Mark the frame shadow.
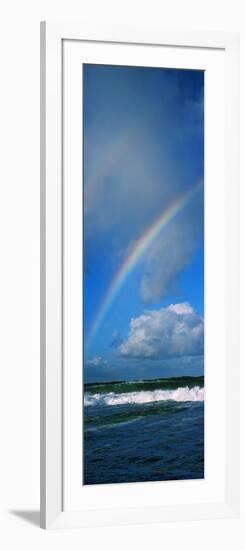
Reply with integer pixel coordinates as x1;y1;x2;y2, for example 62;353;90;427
10;510;40;527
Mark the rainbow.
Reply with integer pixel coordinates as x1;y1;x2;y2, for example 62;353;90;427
87;181;203;349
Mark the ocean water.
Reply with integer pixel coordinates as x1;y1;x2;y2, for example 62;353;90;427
84;376;204;485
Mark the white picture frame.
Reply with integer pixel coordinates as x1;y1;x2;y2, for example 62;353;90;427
40;21;240;529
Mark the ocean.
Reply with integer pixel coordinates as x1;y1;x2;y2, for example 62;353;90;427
84;375;204;485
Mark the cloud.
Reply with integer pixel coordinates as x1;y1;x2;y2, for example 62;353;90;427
140;193;203;303
84;66;204;304
118;302;204;359
86;356;107;367
111;331;123;348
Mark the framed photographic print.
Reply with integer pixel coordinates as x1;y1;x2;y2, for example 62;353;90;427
40;22;240;529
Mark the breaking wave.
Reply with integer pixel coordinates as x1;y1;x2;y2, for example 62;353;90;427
84;386;204;407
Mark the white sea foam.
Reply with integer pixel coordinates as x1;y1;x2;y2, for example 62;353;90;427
86;417;143;431
84;386;204;407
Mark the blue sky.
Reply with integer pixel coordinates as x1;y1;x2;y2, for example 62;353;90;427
83;64;204;382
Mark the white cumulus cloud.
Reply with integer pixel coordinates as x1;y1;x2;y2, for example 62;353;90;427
86;356;107;367
118;302;204;359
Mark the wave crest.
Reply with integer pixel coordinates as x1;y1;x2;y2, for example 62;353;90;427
84;386;204;407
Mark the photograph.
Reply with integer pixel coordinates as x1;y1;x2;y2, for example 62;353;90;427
0;6;240;542
83;63;204;485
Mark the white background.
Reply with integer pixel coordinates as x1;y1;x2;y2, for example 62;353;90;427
0;0;244;548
